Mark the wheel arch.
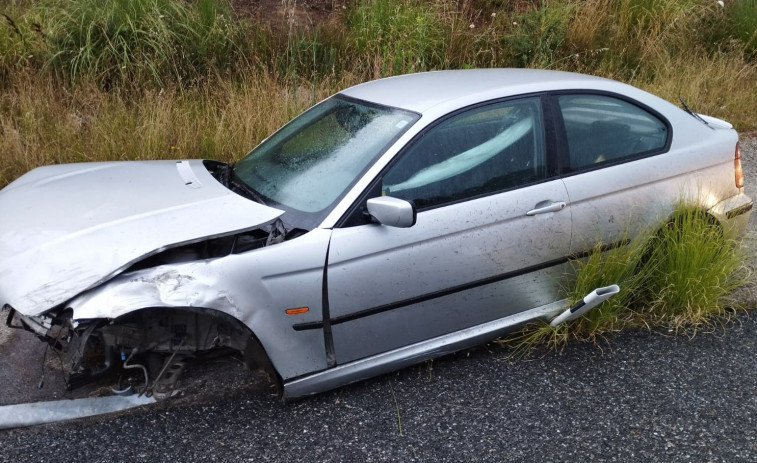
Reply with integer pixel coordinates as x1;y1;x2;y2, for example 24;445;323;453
93;305;282;390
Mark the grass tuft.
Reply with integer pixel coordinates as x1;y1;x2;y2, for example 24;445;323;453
344;0;448;76
640;205;750;328
42;0;246;88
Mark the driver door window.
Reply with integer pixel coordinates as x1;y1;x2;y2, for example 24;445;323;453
382;97;547;209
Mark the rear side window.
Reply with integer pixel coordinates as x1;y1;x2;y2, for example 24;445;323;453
558;94;668;171
382;97;546;210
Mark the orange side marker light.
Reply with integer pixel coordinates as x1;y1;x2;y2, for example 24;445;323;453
735;142;744;188
285;307;309;315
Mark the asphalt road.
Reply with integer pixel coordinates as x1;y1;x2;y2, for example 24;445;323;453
0;139;756;462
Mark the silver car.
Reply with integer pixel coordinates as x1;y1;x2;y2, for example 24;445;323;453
1;69;752;399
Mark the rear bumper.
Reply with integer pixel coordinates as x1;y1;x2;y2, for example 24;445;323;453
708;191;753;238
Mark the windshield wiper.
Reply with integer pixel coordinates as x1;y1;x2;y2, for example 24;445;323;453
213;161;234;187
230;169;268;206
679;96;710;127
207;160;268;206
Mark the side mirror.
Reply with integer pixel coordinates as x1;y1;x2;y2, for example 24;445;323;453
366;197;416;228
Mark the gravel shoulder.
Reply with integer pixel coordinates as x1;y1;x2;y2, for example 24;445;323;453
736;136;757;302
1;138;756;462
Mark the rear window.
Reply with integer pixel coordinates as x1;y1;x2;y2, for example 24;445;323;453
558;94;669;171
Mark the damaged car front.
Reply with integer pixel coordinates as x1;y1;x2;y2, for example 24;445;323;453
0;158;291;395
1;94;420;397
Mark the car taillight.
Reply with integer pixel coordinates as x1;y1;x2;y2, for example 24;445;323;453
735;142;744;188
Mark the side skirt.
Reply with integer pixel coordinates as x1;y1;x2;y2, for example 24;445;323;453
282;299;567;400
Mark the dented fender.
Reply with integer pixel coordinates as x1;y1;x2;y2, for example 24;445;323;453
68;265;243;321
64;228;333;381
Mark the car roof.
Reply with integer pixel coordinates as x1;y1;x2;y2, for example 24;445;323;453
339;69;617;113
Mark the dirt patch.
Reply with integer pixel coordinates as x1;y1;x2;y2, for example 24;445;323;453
229;0;555;31
232;0;347;30
0;310;71;405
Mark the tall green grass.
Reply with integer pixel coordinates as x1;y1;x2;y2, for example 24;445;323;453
0;1;46;82
345;0;448;76
727;0;757;58
641;206;749;327
41;0;245;87
499;1;575;68
2;1;756;100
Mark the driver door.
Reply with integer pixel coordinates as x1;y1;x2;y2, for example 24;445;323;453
327;96;572;364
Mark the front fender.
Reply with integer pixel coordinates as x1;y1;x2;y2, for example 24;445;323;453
68;264;242;321
66;227;333;381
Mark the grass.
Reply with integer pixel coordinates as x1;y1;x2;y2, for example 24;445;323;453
730;0;757;57
500;233;650;356
345;0;449;76
3;1;755;94
500;204;750;355
1;1;755;110
501;1;575;68
0;71;346;187
0;1;46;82
42;0;246;88
640;205;749;327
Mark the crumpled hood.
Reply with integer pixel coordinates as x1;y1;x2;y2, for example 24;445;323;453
0;160;284;315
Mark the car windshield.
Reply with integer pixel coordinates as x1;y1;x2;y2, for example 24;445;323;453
234;96;418;215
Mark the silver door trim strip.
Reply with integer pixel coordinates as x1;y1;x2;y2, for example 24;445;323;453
282;299;566;400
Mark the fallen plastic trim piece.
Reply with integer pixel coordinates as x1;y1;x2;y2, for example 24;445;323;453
0;394;156;429
550;284;620;327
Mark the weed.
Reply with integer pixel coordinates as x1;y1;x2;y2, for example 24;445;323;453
344;0;448;76
640;205;749;328
727;0;757;58
0;3;47;82
42;0;245;88
503;1;574;68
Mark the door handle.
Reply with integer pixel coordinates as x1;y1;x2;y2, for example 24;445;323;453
526;201;567;216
